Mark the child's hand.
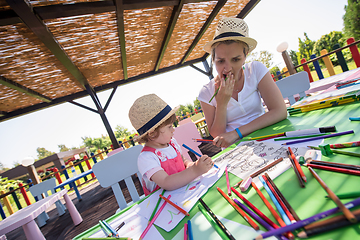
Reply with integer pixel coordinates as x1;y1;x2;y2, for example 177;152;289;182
193;155;213;175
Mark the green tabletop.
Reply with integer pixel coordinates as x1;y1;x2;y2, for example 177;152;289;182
74;102;360;240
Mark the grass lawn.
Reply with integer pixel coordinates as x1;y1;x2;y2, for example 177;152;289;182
310;61;357;81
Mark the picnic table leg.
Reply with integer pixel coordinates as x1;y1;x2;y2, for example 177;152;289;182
72;183;82;201
22;219;45;240
63;193;83;225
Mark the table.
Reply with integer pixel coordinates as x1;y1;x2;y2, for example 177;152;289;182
54;169;93;201
74;101;360;240
0;189;82;240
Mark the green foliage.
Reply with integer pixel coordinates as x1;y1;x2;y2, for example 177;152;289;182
312;31;345;65
297;33;315;66
82;135;110;153
114;125;131;139
270;66;280;78
193;98;201;110
343;0;360;41
36;147;55;160
289;50;299;66
0;176;22;192
58;144;76;152
246;50;274;68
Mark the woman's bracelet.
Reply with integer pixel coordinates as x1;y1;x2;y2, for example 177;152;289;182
235;128;243;139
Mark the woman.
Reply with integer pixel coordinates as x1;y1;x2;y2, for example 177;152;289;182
198;17;287;148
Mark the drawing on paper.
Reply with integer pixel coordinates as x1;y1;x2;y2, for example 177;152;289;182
167;210;181;224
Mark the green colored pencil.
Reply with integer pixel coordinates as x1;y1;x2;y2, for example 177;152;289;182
274;133;328;141
148;189;166;224
198;204;229;240
99;220;112;237
209;75;228;103
308;146;360;157
325;191;360;199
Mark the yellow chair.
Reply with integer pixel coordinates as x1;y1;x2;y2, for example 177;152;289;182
191;113;209;138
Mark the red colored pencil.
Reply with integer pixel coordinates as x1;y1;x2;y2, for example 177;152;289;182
192;138;213;142
256;133;287;142
305;163;360;176
159;194;190;216
216;187;259;230
288;147;307;182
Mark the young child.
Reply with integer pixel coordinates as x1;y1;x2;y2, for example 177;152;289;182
129;94;214;195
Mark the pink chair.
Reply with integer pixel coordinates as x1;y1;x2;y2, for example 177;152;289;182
107;147;124;157
173;122;202;161
178;117;192;125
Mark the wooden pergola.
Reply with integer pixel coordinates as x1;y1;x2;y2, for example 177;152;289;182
0;0;260;148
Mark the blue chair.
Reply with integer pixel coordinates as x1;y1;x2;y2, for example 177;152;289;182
275;71;310;105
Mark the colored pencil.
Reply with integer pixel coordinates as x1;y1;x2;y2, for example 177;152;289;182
281;130;354;145
306;159;360;171
297;208;360;238
183;223;188;240
251;182;295;240
287;150;305;188
115;221;125;232
288;97;357;114
102;220;119;238
233;157;284;188
209;75;228;103
255;133;286;141
247;132;285;140
274;133;328;141
198;204;229;240
216;186;259;230
261;175;296;223
182;143;219;168
305;163;360;176
99;220;112;237
159;194;190;216
225;166;231;196
288;147;307;182
264;173;300;222
308;145;360;157
349;117;360;121
254;197;360;239
307;166;357;223
187;220;193;240
148;189;166;224
231;187;279;229
192;138;213;142
139;195;170;240
199;198;236;240
325;191;360;199
329;140;360;148
258;176;291;225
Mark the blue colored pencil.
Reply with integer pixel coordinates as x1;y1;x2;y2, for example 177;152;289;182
182;144;219;168
187;220;194;240
258;176;291;225
101;220;119;238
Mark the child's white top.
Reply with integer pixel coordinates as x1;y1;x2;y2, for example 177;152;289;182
137;138;182;193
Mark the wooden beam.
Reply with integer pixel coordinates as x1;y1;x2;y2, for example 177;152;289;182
114;0;128;80
5;0;89;90
236;0;261;19
0;75;52;102
180;0;227;64
154;0;184;71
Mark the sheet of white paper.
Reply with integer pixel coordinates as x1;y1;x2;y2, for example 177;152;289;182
212;140;320;188
89;205;164;240
137;160;227;232
172;212;277;240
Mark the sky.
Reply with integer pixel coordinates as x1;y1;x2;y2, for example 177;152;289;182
0;0;348;168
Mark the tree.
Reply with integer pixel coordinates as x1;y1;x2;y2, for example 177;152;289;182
297;33;315;64
36;147;55;160
246;50;274;68
343;0;360;41
193;98;201;110
114;125;131;139
312;31;345;65
58;144;76;152
289;50;299;67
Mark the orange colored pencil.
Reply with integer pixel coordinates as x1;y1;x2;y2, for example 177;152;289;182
216;187;259;230
159;194;190;216
288;147;307;182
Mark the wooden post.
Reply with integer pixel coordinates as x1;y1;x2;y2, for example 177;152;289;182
97;149;104;160
53;167;62;184
283;67;290;77
311;54;324;80
9;187;22;210
0;202;6;219
333;43;349;72
18;182;31;206
301;58;314;82
1;190;14;215
347;37;360;68
320;49;335;76
27;164;41;185
282;51;296;75
84;156;95;178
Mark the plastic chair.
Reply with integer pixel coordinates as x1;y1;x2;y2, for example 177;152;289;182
173;122;202;161
106;147;124;157
178;117;192;125
275;71;310;105
92;145;144;212
28;178;66;227
190;112;204;122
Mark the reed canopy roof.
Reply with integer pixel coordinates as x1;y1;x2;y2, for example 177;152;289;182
0;0;259;122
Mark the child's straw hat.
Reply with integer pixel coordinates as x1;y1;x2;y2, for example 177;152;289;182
129;94;179;140
204;17;257;53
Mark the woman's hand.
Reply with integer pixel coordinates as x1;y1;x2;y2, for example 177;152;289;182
213;130;240;148
214;73;235;106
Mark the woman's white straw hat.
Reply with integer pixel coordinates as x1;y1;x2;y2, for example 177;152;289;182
204;17;257;53
129;94;179;140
